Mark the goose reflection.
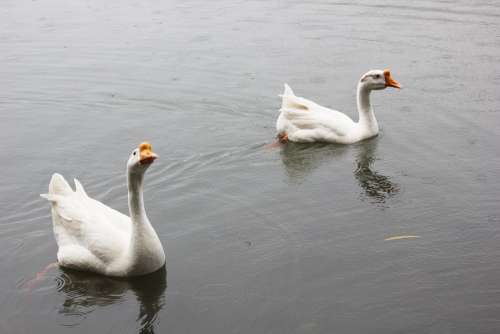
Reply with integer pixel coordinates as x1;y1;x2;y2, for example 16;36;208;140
280;142;349;184
353;138;399;205
279;138;399;204
56;266;166;334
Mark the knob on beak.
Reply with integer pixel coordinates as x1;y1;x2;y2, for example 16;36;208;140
139;142;158;164
384;69;401;89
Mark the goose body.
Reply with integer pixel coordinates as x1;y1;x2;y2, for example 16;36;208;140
277;69;400;144
41;142;165;277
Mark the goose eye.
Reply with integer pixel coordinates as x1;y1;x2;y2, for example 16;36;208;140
374;74;380;79
133;151;137;156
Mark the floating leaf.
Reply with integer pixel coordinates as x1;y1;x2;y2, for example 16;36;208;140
384;235;420;241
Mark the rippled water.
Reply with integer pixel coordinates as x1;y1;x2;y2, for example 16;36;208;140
2;0;500;333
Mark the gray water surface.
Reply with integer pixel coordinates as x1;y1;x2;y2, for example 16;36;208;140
2;0;500;333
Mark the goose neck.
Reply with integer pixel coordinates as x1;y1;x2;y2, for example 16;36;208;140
357;83;372;114
356;83;378;132
128;170;146;224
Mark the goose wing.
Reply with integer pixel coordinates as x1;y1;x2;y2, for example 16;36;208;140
279;84;354;137
41;175;130;263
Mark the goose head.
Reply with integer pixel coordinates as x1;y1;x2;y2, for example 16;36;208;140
127;142;158;175
359;69;401;91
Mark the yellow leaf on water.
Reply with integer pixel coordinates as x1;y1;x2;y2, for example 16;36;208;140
384;235;421;241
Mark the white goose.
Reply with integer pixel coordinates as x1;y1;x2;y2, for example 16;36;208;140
276;69;401;144
41;142;165;277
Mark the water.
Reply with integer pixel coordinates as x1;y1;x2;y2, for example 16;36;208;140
2;0;500;332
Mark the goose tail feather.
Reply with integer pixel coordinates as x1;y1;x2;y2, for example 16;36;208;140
48;173;73;196
280;83;297;110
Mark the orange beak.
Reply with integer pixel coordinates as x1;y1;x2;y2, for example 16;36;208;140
384;69;401;89
139;142;158;164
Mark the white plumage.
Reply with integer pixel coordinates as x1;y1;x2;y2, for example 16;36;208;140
41;142;165;277
277;69;401;144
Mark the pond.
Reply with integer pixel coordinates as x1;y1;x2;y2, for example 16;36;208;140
1;0;500;333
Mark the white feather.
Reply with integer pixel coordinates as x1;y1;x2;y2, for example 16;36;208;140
41;154;165;277
276;69;399;144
